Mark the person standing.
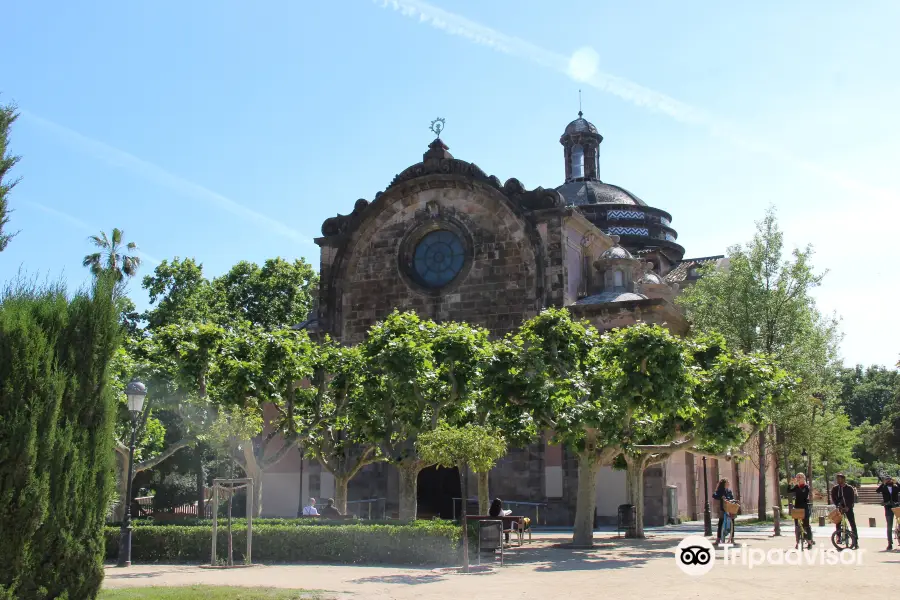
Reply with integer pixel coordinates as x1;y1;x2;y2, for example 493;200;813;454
788;473;814;548
830;474;858;550
302;497;319;516
876;475;900;550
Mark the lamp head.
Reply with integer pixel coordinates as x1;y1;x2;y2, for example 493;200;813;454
125;378;147;414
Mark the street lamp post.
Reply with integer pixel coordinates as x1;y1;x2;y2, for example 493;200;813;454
801;448;809;482
702;456;712;537
117;378;147;568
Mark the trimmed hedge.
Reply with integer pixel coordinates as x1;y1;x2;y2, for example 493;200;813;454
104;521;461;565
113;517;401;528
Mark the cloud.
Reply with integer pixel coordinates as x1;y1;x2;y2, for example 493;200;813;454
28;200;92;231
375;0;899;203
26;200;162;265
20;111;315;246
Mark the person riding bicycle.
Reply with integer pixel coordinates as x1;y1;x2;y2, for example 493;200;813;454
712;478;735;545
830;473;859;550
788;472;814;547
876;474;900;550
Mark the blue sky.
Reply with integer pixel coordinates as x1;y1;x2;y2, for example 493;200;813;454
2;0;898;367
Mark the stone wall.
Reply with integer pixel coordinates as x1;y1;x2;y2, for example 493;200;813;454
319;177;548;343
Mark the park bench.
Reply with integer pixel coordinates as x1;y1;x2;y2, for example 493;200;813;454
467;515;530;546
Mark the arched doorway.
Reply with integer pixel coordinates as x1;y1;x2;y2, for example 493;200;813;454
417;465;461;519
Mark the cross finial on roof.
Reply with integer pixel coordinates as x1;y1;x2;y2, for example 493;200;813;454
578;90;583;118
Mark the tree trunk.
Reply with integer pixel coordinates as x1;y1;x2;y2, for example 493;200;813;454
732;459;741;504
625;456;646;539
477;470;490;515
456;461;468;517
397;462;421;521
195;447;205;519
113;452;129;522
334;475;350;515
460;462;469;573
572;452;600;547
242;444;264;518
757;427;767;520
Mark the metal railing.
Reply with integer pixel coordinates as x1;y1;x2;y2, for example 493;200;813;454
451;498;548;525
345;498;387;520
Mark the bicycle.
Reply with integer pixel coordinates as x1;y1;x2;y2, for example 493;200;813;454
830;507;858;551
886;502;900;548
719;500;738;545
790;504;813;550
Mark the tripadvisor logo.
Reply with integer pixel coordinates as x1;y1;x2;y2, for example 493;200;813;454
675;535;864;575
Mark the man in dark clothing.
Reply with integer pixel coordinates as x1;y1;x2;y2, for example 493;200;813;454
831;473;858;549
876;475;900;550
320;498;342;518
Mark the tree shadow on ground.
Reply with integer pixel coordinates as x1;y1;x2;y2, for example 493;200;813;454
347;573;446;585
505;535;679;572
103;571;168;580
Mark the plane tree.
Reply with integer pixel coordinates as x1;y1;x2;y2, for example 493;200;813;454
355;311;487;520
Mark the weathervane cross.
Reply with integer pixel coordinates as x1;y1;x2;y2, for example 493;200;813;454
430;117;445;138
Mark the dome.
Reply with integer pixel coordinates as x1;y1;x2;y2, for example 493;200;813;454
575;291;647;305
600;245;634;260
564;114;599;136
641;271;664;284
555;181;647;207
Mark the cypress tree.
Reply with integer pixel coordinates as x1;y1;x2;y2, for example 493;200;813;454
0;276;120;599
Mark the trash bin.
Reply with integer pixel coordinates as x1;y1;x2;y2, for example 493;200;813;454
666;485;679;524
617;504;635;537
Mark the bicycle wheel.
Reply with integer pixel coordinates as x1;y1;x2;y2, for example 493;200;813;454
831;528;854;551
794;520;802;546
726;515;735;543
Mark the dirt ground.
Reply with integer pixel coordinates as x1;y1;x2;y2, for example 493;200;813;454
104;524;898;600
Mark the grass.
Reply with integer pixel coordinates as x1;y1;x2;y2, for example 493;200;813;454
99;586;328;600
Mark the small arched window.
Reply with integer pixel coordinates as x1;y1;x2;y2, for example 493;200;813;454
613;270;624;289
571;144;584;179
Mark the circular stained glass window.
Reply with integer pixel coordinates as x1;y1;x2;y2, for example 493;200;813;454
412;230;466;288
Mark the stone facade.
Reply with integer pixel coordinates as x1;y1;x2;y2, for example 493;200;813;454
257;113;778;526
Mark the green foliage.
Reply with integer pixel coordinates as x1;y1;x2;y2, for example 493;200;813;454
357;312;488;462
212;258;318;331
142;256;317;331
0;99;19;252
417;422;507;473
103;522;460;565
142;258;215;329
486;308;598;451
839;364;899;427
151;472;198;512
0;276;121;599
99;586;327;600
83;228;142;281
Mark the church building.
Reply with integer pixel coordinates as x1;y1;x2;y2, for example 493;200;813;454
261;112;778;526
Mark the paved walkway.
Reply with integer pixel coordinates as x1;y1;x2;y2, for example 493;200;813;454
105;515;900;600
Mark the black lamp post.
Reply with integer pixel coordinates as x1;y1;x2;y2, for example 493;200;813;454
117;378;147;568
801;448;810;482
702;456;712;536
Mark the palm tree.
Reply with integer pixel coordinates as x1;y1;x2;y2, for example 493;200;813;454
83;228;141;281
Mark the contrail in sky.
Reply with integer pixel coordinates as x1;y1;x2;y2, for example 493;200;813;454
27;200;163;265
375;0;898;203
21;111;315;246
